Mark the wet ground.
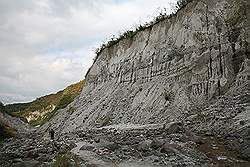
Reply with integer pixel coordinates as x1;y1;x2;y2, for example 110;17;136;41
197;135;250;167
67;123;250;167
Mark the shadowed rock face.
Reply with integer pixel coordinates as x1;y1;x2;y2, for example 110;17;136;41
43;0;249;135
0;111;31;137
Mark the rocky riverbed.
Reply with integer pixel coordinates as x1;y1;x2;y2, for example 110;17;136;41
0;0;249;166
1;121;249;167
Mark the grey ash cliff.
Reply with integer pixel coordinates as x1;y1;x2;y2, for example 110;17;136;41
43;0;249;134
1;0;250;166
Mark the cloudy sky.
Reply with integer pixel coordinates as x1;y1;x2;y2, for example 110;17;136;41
0;0;177;104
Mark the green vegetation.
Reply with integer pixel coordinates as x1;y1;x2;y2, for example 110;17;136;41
93;0;194;61
4;103;31;114
55;80;85;111
4;80;85;127
24;91;63;115
36;80;85;126
56;95;75;111
1;102;29;122
52;154;80;167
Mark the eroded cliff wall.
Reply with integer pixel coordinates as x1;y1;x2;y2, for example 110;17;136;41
42;0;249;134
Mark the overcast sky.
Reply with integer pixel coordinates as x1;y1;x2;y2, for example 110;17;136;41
0;0;177;104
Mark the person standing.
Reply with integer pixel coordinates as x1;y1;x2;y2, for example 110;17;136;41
49;129;55;140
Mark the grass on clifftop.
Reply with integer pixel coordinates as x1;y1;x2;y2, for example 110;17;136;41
93;0;194;59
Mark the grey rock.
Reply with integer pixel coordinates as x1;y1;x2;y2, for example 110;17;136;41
12;160;39;167
69;142;77;149
160;143;179;155
150;139;164;150
164;122;183;135
12;158;22;163
80;145;95;151
137;140;152;152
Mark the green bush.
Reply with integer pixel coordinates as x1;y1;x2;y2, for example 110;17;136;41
52;154;79;167
52;154;71;167
55;95;75;111
4;102;31;114
37;95;77;126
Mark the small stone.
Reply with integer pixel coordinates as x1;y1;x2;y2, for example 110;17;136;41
217;156;227;161
105;142;119;151
79;133;86;138
160;143;178;154
205;132;212;136
194;137;204;145
137;140;152;152
150;139;164;149
239;139;244;143
239;120;245;125
69;142;77;149
164;122;183;134
13;158;22;163
80;145;95;151
94;138;100;143
86;163;99;167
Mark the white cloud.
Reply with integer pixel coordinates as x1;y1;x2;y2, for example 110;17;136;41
0;0;177;104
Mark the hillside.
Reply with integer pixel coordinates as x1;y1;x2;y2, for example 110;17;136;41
3;80;85;126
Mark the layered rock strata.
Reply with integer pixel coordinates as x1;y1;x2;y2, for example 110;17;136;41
43;0;249;135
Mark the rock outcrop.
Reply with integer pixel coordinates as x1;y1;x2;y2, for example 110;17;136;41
37;0;250;164
43;0;249;133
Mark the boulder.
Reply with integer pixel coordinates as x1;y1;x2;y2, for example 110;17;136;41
80;145;95;151
150;139;164;150
164;122;183;135
160;143;179;155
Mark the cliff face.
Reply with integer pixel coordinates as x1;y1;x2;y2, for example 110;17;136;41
44;0;249;134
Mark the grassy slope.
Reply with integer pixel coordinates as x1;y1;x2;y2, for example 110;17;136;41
3;80;85;127
30;80;85;126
